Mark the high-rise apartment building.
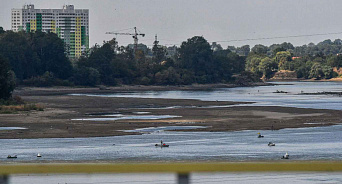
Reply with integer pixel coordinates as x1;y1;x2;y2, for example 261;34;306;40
11;4;89;58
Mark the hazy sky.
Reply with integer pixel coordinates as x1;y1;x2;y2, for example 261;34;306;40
2;0;342;48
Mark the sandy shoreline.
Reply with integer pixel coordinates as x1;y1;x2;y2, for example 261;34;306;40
0;85;341;139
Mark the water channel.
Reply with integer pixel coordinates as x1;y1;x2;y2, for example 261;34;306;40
1;82;342;162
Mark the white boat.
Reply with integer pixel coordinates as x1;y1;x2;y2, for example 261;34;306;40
282;152;289;159
37;153;42;157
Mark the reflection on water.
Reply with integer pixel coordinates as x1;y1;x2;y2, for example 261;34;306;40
71;81;342;110
1;125;342;162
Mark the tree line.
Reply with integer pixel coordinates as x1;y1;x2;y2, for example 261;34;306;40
1;26;342;100
0;28;247;91
243;41;342;79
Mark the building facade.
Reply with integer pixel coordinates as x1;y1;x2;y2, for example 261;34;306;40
11;4;89;58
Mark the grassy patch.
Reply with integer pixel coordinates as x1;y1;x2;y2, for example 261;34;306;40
0;96;44;113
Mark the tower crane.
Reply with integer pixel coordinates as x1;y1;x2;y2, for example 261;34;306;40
105;27;145;52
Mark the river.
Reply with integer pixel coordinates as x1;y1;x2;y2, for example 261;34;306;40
73;81;342;110
4;81;342;183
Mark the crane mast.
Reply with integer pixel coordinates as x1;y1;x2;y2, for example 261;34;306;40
105;27;145;53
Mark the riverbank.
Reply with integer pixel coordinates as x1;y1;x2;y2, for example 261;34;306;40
0;86;341;139
269;77;342;82
14;82;271;95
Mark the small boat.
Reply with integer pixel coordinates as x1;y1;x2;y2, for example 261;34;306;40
257;133;264;138
37;153;42;157
7;155;17;159
155;144;169;147
281;152;289;159
268;142;275;146
156;140;169;147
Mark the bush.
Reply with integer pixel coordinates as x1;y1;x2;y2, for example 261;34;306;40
139;76;151;85
73;67;100;86
0;95;44;113
22;71;73;87
0;103;44;113
235;71;261;85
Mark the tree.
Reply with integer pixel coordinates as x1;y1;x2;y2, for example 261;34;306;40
0;31;38;80
251;44;268;55
327;55;342;68
31;31;73;79
0;31;73;82
0;27;5;34
152;40;166;64
275;51;292;70
213;50;233;82
178;36;214;82
0;56;16;100
258;57;277;79
211;42;223;52
227;46;236;53
73;67;100;86
272;47;286;56
87;41;116;85
334;39;342;45
309;63;324;79
322;64;333;79
245;53;266;76
236;45;250;56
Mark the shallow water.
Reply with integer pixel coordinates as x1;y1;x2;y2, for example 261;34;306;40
121;125;207;133
72;115;181;121
0;127;26;130
71;81;342;110
5;82;342;182
1;125;342;162
3;83;342;163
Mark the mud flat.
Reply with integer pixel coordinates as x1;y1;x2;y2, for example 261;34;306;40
0;86;341;139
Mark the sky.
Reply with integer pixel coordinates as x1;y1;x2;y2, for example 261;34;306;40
1;0;342;48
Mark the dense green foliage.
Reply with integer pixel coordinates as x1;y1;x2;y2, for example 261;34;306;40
2;25;342;91
245;40;342;79
77;36;246;85
0;29;73;83
0;55;16;100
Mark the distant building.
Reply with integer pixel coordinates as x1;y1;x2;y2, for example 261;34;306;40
165;46;177;58
11;4;89;58
128;43;150;54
